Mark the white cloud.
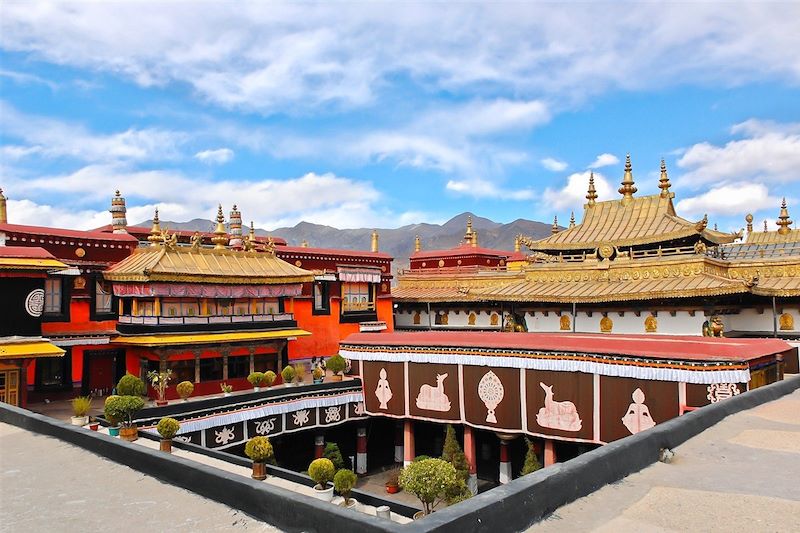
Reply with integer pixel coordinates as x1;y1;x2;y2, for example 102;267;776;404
676;120;800;187
675;183;780;219
2;4;798;114
194;148;234;164
541;171;614;212
588;153;619;169
541;157;567;172
446;178;534;201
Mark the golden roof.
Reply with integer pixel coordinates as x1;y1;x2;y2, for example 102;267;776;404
0;338;65;359
110;329;311;347
104;244;314;285
745;199;799;245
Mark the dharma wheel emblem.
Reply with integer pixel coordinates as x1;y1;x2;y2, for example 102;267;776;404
25;289;45;317
598;244;614;259
478;371;504;423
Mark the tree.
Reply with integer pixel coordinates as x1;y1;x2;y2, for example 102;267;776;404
324;442;346;471
440;425;472;502
399;458;463;515
520;437;542;476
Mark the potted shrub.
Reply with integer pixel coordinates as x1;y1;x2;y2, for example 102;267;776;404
334;468;358;509
520;437;542;475
308;457;335;502
247;372;265;391
104;395;123;436
176;380;194;401
70;395;92;426
117;373;146;396
106;395;145;441
263;370;277;388
147;369;173;406
399;457;463;518
324;442;345;471
280;365;295;386
327;354;347;382
244;436;274;480
312;366;325;384
385;467;401;494
293;362;306;385
220;382;233;396
156;417;180;453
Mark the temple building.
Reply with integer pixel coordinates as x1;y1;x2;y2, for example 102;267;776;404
393;157;800;348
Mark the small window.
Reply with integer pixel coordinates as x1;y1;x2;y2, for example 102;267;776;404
94;280;113;315
342;282;373;313
44;278;62;314
313;282;330;315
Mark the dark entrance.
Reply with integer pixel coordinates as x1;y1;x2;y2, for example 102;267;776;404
35;347;72;391
82;349;126;395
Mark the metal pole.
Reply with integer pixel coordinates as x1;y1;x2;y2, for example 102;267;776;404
772;296;778;338
572;302;577;332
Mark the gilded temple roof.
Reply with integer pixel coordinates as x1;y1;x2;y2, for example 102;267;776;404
105;244;314;285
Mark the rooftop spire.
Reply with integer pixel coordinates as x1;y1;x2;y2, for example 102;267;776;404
0;187;7;224
229;204;242;237
110;190;128;234
414;234;421;252
148;208;162;246
211;204;228;249
764;219;769;232
745;213;753;234
472;230;478;247
569;211;576;228
248;220;256;242
551;215;559;234
514;235;521;253
777;198;793;235
464;215;474;245
658;159;672;197
301;239;309;248
618;154;637;205
586;172;597;206
371;229;379;252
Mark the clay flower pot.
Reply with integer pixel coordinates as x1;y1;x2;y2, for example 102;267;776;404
119;426;138;442
160;439;173;453
251;461;267;481
385;483;400;494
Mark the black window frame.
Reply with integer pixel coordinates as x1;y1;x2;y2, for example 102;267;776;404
89;273;117;321
42;276;71;322
312;281;331;315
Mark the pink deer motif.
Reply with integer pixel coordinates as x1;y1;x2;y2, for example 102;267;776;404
536;382;582;432
415;373;451;412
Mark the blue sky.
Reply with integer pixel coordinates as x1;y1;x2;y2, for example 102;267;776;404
1;2;799;235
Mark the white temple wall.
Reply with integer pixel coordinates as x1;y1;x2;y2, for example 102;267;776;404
724;307;799;334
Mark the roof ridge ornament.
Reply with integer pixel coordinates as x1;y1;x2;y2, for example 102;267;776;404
745;213;753;234
514;235;521;253
658;159;672;197
586;172;597;206
414;234;421;252
777;198;793;235
696;214;708;231
148;208;162;247
211;204;228;250
371;229;379;252
551;215;559;234
618;154;637;205
569;211;576;228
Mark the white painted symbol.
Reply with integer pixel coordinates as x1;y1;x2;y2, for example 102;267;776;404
324;406;342;423
173;435;191;444
214;426;236;445
292;409;310;427
375;367;393;409
254;418;276;435
478;371;504;423
622;388;656;435
536;382;582;432
416;373;451;412
25;289;45;317
706;383;741;403
353;402;365;415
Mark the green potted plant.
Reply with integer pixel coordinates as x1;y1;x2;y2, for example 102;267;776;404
312;366;325;384
147;369;173;406
327;354;347;382
280;365;295;386
308;457;335;502
105;395;145;441
156;417;180;453
324;442;345;471
334;468;358;509
220;382;233;396
520;437;542;475
385;467;401;494
247;371;265;391
245;436;274;480
104;395;123;436
117;373;146;396
293;362;306;385
263;370;277;388
70;395;92;426
176;380;194;401
399;457;463;518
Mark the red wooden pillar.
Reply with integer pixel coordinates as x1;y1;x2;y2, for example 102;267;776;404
463;426;478;494
314;434;325;459
544;439;557;467
356;426;367;475
403;419;415;466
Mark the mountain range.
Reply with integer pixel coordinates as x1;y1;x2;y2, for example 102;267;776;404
135;212;554;268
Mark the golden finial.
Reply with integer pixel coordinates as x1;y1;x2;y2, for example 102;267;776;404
472;230;478;248
301;239;309;247
618;154;637;205
514;235;521;253
745;213;753;233
0;187;7;224
371;229;379;252
248;221;256;241
211;204;228;249
658;159;672;197
586;172;597;207
463;215;474;245
148;208;162;246
551;215;559;234
414;235;421;253
777;197;793;235
764;219;768;232
569;211;576;228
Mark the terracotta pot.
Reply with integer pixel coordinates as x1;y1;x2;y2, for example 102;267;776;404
156;399;168;407
119;426;138;442
89;423;100;431
251;461;267;480
160;439;172;453
385;484;400;494
331;374;343;382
